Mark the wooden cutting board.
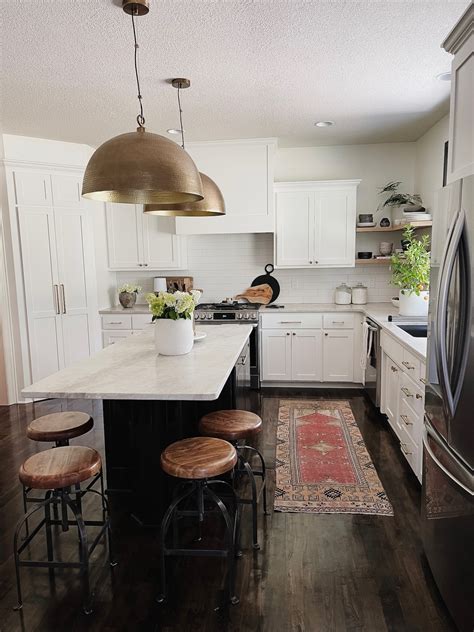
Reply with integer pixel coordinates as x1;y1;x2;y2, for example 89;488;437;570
234;283;273;304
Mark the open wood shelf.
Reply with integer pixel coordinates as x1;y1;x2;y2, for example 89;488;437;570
355;258;392;265
356;220;432;233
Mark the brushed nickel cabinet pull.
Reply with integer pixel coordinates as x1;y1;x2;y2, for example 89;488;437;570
401;387;413;397
53;284;60;315
280;321;302;324
402;361;415;370
416;393;423;400
59;284;66;314
391;365;398;373
400;443;412;456
400;414;412;426
420;377;427;385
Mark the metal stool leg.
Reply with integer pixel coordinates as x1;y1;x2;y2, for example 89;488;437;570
244;445;270;516
207;479;242;558
204;485;239;605
63;491;92;615
238;453;259;550
156;483;197;604
21;486;30;537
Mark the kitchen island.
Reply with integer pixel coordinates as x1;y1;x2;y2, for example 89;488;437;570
23;324;253;525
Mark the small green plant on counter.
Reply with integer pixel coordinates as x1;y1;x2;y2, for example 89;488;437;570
391;225;430;295
118;283;142;294
378;181;422;208
146;290;201;321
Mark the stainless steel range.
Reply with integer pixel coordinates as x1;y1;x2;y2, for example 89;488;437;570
195;302;260;388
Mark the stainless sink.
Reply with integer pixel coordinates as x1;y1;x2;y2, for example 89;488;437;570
396;324;428;338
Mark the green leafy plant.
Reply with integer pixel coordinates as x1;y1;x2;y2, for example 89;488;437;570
118;283;141;294
146;290;201;321
378;181;422;208
391;225;430;295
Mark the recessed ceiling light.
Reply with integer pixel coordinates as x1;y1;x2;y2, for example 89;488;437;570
436;72;451;81
315;121;335;128
167;128;184;135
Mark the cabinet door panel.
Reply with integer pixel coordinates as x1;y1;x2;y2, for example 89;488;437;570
106;203;143;269
291;329;322;381
323;330;354;381
55;208;95;365
102;331;133;348
18;206;64;381
51;175;82;207
314;189;356;266
275;191;314;266
382;353;400;434
142;215;185;269
261;330;292;381
14;172;51;205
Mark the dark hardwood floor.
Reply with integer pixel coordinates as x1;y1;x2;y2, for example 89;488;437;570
0;389;456;632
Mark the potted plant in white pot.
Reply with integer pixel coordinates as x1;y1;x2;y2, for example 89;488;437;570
378;181;423;223
118;284;142;309
146;290;201;356
390;225;430;317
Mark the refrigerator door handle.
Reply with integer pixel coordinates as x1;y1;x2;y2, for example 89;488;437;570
424;421;474;497
435;208;465;418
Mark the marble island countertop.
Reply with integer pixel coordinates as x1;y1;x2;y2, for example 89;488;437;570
22;325;253;401
261;302;427;360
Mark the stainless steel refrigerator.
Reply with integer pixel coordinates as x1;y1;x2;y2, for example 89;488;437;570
423;174;474;632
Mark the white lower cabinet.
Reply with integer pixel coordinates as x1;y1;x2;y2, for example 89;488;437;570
261;312;357;384
101;314;153;348
380;331;426;482
322;330;354;382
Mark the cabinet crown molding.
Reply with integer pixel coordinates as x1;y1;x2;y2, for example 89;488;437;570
186;137;277;148
3;159;85;174
274;179;361;192
442;3;474;54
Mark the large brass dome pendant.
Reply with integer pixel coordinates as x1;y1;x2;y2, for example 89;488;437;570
143;173;225;216
82;127;204;205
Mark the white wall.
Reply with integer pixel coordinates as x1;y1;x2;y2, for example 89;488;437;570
415;115;449;212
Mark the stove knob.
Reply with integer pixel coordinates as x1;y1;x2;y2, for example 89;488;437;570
250;312;256;319
207;313;213;320
194;312;200;320
244;313;249;319
237;313;243;319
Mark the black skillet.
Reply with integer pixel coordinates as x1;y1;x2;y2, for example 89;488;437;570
250;263;280;304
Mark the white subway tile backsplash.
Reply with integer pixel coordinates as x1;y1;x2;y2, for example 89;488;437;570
116;233;393;305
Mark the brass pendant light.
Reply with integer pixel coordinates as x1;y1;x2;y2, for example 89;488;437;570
144;79;226;217
82;2;203;205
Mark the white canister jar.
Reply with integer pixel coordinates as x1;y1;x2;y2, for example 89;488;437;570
335;283;352;305
351;282;368;305
154;318;194;355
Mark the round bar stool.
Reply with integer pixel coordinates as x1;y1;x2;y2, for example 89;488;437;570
23;412;95;535
157;437;240;606
199;410;268;550
13;446;116;615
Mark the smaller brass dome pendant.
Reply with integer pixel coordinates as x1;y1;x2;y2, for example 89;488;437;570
144;173;225;216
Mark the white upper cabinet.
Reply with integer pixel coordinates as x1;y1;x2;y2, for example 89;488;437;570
51;174;82;207
175;138;276;235
14;171;52;205
106;204;187;270
443;4;474;183
274;180;360;268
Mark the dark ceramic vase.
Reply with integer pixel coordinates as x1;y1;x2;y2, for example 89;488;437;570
119;292;137;309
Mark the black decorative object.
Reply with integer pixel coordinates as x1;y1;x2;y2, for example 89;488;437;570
380;217;391;227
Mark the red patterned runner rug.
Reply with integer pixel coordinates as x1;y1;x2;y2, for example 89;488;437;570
275;400;393;516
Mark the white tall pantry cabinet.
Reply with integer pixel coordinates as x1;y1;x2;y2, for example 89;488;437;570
5;167;100;386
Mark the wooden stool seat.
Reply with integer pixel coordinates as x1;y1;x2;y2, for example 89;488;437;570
27;411;93;443
19;446;102;490
161;437;237;479
199;410;262;441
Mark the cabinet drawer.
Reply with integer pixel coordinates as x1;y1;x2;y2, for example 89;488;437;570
401;347;421;378
381;331;404;367
400;371;424;416
399;398;422;447
102;331;132;347
260;313;322;329
102;315;132;330
399;423;420;480
132;314;153;329
322;313;355;329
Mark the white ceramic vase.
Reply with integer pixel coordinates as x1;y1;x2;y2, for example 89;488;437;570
154;318;194;356
398;289;429;317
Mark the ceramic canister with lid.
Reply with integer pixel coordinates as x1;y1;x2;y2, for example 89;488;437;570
352;282;368;305
335;282;352;305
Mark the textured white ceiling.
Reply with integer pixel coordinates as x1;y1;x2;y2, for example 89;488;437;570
0;0;468;148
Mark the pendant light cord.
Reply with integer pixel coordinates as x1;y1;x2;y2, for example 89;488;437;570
177;84;186;150
131;12;145;128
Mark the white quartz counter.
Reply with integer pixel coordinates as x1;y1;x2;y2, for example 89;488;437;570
261;302;427;361
22;325;253;401
100;305;150;315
